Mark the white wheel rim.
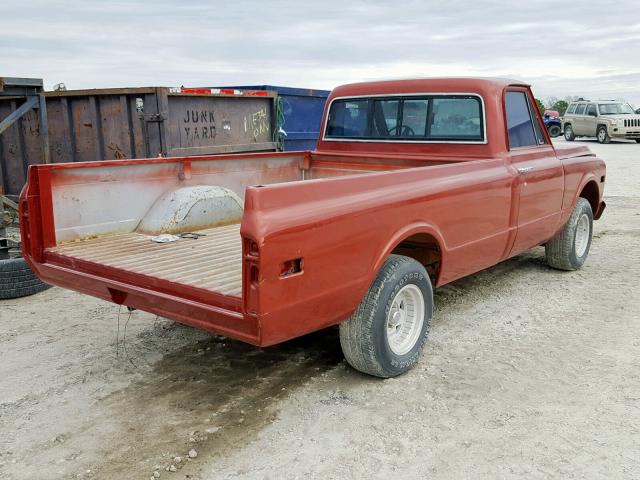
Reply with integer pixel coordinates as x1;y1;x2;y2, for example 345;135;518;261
386;284;425;356
565;127;572;138
575;213;590;257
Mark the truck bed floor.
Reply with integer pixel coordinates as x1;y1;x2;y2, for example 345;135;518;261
50;224;243;297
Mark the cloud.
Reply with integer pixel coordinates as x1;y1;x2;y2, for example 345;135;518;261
1;0;639;105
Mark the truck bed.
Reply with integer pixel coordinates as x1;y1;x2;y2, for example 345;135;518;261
20;149;468;344
49;224;243;297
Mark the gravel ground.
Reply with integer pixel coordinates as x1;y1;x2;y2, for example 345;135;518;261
1;138;639;480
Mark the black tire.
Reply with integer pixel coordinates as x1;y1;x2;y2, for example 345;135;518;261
339;254;433;378
597;125;611;144
564;124;575;141
548;125;561;137
635;139;640;143
0;257;51;299
545;198;593;271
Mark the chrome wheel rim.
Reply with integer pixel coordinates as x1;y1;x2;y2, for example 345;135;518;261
598;129;606;142
575;213;590;257
386;284;425;356
565;126;572;139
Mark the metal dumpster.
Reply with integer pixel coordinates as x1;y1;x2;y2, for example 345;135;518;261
0;87;277;198
219;86;330;151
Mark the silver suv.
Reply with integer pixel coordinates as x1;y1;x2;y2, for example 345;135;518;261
562;100;640;144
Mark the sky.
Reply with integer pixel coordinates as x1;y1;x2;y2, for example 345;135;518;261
2;0;640;106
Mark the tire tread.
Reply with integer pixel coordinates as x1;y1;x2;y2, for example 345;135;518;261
0;257;51;300
545;198;592;271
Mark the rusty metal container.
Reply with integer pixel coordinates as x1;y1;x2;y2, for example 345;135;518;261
220;85;330;151
0;87;277;197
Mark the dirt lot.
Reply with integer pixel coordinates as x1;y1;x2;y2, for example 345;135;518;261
1;138;639;480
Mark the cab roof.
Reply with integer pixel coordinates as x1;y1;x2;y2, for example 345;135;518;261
329;77;529;99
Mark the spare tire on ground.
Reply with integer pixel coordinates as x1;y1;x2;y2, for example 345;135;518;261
0;256;51;300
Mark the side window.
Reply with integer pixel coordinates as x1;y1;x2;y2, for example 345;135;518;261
575;104;586;115
505;91;537;148
586;104;597;117
371;99;400;137
326;100;370;137
566;104;577;114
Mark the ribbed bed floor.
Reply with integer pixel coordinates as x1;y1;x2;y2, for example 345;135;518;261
50;224;243;297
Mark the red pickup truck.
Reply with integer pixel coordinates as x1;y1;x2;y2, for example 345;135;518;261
20;78;606;377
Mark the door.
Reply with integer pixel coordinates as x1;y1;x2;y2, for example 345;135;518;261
584;103;598;136
505;89;564;256
572;103;587;135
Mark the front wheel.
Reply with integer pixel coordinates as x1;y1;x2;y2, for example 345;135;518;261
564;124;575;141
339;255;433;378
597;125;611;144
545;198;593;270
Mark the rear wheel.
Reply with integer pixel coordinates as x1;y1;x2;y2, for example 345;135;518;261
635;139;640;143
339;255;433;378
597;125;611;144
564;124;575;141
548;125;561;137
545;198;593;271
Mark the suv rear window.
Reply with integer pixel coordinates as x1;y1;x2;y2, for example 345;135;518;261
575;104;586;115
566;104;577;114
325;95;484;142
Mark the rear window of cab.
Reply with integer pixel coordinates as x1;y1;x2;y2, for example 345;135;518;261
325;95;484;142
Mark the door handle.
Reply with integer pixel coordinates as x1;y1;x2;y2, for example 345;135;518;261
517;166;535;174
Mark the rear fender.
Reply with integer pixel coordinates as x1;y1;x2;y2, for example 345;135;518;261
372;223;447;287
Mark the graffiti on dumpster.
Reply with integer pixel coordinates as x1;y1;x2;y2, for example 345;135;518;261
182;109;217;143
244;107;270;138
175;103;271;148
